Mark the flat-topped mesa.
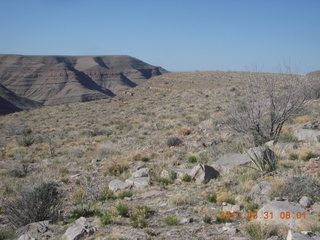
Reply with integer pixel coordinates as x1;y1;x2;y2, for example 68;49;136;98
0;55;167;109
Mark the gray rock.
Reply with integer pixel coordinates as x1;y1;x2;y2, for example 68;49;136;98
248;181;272;204
63;217;96;240
222;204;241;212
267;236;283;240
179;217;193;224
257;201;308;228
125;177;150;189
131;168;150;178
160;169;177;180
287;230;313;240
293;126;320;142
18;235;35;240
16;220;50;236
189;164;219;184
215;153;251;173
299;196;314;208
108;179;132;192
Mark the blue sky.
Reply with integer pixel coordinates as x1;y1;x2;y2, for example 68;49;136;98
0;0;319;73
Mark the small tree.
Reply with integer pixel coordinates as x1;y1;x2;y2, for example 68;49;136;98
228;70;310;146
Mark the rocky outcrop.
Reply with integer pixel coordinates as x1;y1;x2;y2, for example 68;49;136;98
0;54;167;113
62;217;96;240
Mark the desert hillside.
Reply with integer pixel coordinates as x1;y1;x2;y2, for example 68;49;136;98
0;55;167;111
0;71;319;240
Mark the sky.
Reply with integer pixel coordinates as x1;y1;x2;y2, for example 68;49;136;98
0;0;319;73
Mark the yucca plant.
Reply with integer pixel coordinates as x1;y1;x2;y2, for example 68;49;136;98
246;146;279;172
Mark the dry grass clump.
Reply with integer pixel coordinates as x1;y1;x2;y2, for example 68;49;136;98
177;127;192;136
244;222;285;240
169;193;194;206
293;115;317;124
104;159;129;176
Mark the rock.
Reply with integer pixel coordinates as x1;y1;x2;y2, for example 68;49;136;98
18;235;35;240
265;140;275;147
248;181;272;204
302;121;320;130
179;217;193;224
222;224;239;235
222;204;241;212
160;169;177;180
189;164;219;184
257;201;308;228
62;217;96;240
133;190;164;200
286;230;313;240
299;196;314;208
132;168;150;178
108;179;132;192
267;236;283;240
125;177;150;189
293;126;320;142
16;220;50;236
215;153;251;173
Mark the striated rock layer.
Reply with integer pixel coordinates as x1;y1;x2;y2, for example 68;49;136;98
0;54;167;111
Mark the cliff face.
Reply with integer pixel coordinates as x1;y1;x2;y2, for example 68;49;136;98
0;55;167;107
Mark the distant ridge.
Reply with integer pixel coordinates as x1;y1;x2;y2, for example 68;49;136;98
0;55;167;114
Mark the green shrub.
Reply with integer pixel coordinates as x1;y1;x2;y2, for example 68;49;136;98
0;229;15;240
159;178;172;186
246;202;260;212
129;205;152;228
100;211;113;225
99;186;115;201
182;174;192;182
71;206;96;219
206;193;217;203
187;155;197;163
301;151;316;161
164;215;179;226
203;215;212;224
289;153;299;160
225;197;236;205
277;175;320;202
117;190;133;199
116;202;129;217
2;182;61;228
166;137;182;147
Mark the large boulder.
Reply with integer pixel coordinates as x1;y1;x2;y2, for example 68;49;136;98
257;201;308;228
18;235;35;240
189;164;219;184
215;153;251;173
299;196;314;208
62;217;96;240
125;177;150;189
16;220;50;236
248;181;272;204
131;168;150;178
108;179;132;193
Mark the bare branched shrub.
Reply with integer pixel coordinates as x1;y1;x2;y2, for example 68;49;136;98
2;182;61;228
276;175;320;202
228;70;310;146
